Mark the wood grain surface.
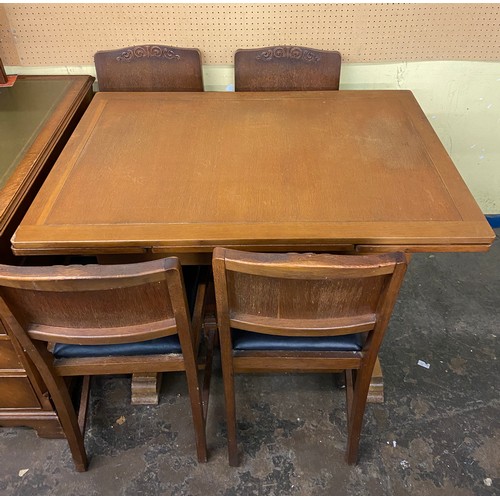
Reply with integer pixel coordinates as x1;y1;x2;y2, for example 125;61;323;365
12;91;494;256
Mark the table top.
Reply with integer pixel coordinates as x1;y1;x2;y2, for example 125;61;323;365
11;90;495;256
0;75;94;237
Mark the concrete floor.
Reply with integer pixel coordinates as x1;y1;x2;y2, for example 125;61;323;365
1;229;498;495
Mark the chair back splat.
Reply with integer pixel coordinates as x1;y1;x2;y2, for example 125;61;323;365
234;45;341;92
212;248;408;466
0;258;211;471
94;44;203;92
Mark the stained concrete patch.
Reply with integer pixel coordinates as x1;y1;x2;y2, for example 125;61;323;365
449;356;468;375
472;430;500;478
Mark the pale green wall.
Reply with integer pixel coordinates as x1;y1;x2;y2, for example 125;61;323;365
341;62;500;215
7;61;500;213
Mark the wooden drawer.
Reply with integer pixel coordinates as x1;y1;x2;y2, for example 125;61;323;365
0;335;23;370
0;376;41;409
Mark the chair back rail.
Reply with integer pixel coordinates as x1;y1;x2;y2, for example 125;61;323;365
0;259;185;345
234;46;341;92
215;248;403;340
94;44;203;92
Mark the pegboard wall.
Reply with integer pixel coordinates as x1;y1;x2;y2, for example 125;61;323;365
1;3;500;66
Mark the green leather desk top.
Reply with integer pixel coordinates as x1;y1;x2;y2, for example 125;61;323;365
0;78;72;190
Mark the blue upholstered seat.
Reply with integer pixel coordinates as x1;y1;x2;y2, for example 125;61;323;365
231;329;363;351
53;335;182;358
53;265;201;359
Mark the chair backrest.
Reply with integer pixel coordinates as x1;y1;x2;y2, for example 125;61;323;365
0;258;191;346
94;45;204;92
213;248;407;342
234;46;341;92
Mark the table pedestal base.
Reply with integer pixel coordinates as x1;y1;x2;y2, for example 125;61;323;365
130;359;385;405
131;373;162;405
366;357;384;403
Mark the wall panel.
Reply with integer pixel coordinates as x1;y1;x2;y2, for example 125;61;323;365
1;3;499;66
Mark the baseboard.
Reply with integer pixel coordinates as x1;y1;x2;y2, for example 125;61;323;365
486;215;500;228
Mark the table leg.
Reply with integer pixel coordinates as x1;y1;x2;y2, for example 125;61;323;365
131;373;162;405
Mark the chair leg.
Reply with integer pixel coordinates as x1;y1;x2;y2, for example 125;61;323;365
46;373;89;471
345;365;372;465
220;352;238;466
345;369;354;424
201;324;217;421
184;372;208;463
77;376;91;435
29;344;89;471
180;339;208;463
2;314;89;471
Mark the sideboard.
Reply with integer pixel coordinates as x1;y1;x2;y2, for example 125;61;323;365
0;75;94;436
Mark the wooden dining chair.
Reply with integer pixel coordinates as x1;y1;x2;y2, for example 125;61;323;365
212;248;408;466
94;44;203;91
234;46;341;91
0;258;215;471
